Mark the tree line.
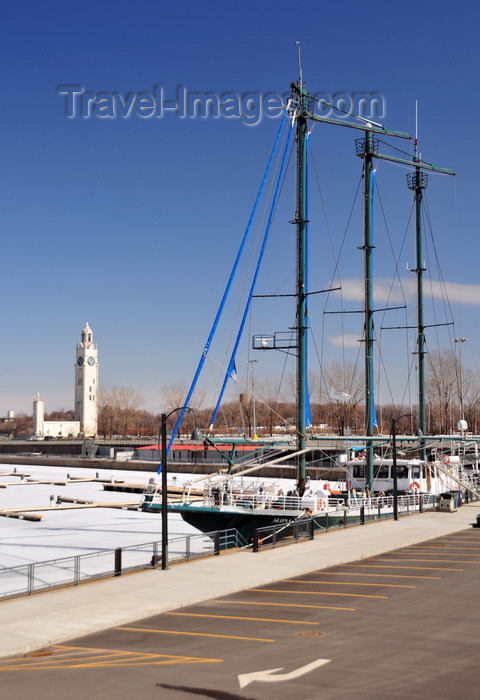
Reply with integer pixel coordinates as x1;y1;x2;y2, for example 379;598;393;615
0;349;477;438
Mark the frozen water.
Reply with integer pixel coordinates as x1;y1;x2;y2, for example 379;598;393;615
0;462;304;569
0;463;199;569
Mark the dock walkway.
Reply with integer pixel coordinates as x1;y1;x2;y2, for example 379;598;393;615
0;502;478;660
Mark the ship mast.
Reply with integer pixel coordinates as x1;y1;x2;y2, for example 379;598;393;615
363;130;376;491
291;80;410;496
291;77;454;494
405;104;454;457
407;106;428;458
292;79;309;496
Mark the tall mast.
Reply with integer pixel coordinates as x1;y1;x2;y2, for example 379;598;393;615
294;82;410;495
407;107;428;458
362;130;376;494
293;80;309;496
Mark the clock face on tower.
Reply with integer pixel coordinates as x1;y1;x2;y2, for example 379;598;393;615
87;357;95;366
77;357;84;366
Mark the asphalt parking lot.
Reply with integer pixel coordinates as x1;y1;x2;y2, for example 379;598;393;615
2;527;479;700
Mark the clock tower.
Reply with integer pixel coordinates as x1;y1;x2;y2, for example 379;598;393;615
74;322;98;436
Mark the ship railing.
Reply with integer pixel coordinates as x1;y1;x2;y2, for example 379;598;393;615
202;488;304;512
343;493;436;513
0;528;247;601
252;494;438;552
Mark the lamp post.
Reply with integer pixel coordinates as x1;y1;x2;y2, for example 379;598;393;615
160;406;202;570
391;414;422;521
453;337;468;434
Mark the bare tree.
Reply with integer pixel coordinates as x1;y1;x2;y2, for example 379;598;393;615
161;381;206;412
117;386;145;435
461;367;480;433
98;385;144;437
425;349;457;433
323;361;364;435
160;381;206;435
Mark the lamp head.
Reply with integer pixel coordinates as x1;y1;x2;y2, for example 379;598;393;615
190;427;203;441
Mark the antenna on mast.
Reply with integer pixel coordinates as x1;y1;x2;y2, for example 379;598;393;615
415;100;419;159
295;41;303;87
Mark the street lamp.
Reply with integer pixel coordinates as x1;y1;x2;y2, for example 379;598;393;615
453;337;468;434
391;414;422;521
160;406;202;570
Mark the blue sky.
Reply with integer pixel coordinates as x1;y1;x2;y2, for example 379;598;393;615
1;0;479;419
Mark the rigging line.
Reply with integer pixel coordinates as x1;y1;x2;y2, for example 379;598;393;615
160;107;292;467
373;327;397;410
377;138;415;160
374;181;413;409
310;140;363;309
377;182;412;302
373;181;409;322
423;337;453;431
317;165;364;393
308;145;336;267
220;124;292;380
377;138;453;177
402;340;418;405
199;330;297;432
208;116;296;431
264;141;297;297
203;129;293;431
423;194;456;330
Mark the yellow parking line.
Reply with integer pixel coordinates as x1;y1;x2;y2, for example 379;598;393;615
318;571;441;580
342;564;463;571
374;557;479;564
166;612;319;625
217;599;356;611
116;626;275;643
408;544;480;556
0;645;222;671
285;578;415;588
249;587;388;599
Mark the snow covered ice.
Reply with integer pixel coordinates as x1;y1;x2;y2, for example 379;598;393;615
0;463;200;570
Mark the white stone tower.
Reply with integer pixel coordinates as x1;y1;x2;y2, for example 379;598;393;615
33;393;45;437
74;322;98;436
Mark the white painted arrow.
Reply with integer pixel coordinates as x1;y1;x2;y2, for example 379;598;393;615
238;658;330;688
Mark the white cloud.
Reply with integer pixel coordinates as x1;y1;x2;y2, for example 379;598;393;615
329;334;361;348
332;278;480;306
424;280;480;306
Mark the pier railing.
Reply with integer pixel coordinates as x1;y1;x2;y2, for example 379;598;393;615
0;493;468;598
0;527;246;601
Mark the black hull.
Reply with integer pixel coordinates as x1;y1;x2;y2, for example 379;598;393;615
178;508;298;543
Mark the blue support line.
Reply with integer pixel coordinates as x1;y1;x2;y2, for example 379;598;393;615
209;117;296;429
158;108;290;473
305;131;312;428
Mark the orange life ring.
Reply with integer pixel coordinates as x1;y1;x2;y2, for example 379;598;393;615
442;455;451;464
410;481;421;492
317;499;327;512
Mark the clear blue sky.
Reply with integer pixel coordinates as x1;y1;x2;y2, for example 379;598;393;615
1;0;479;418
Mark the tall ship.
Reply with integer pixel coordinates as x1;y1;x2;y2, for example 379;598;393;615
142;69;479;541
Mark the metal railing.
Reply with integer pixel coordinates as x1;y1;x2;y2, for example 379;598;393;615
1;492;472;597
0;528;247;600
251;493;439;552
